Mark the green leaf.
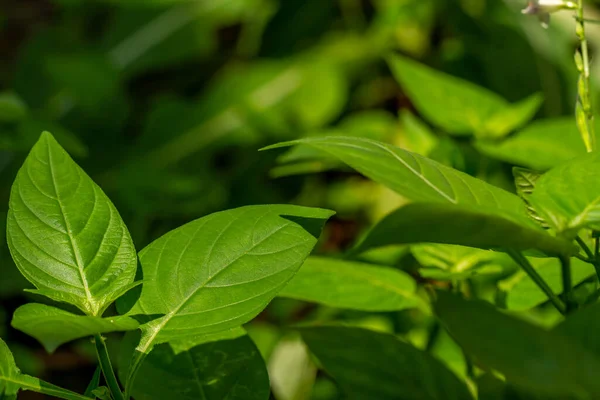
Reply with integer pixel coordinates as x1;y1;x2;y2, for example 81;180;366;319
435;291;600;397
0;337;92;400
500;257;595;311
11;303;139;353
513;167;547;228
263;136;574;256
122;334;270;400
475;118;599;171
553;302;600;359
0;338;20;399
300;326;473;400
129;205;333;354
387;54;540;138
279;256;421;311
83;366;101;398
528;152;600;236
7;132;137;316
483;93;543;139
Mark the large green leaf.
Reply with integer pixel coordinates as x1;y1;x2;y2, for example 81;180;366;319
7;132;137;316
11;303;139;353
263;136;573;256
129;205;333;354
553;301;600;358
300;326;473;400
499;257;595;311
529;152;600;236
435;291;600;397
122;334;269;400
279;256;421;311
476;118;598;171
353;203;573;256
1;337;92;400
387;54;540;138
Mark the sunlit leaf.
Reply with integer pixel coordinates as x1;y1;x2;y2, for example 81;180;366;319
279;256;421;311
264;136;574;256
128;205;333;354
529;152;600;236
7;132;137;316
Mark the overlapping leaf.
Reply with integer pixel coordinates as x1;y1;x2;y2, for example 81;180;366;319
476;118;598;171
11;303;139;353
529;151;600;236
499;257;595;311
6;132;137;316
279;256;421;311
121;333;269;400
264;136;574;255
435;291;600;397
128;205;333;354
300;326;473;400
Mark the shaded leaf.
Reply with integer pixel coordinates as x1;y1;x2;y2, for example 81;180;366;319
122;334;270;400
11;303;139;353
435;291;600;397
129;205;333;354
300;326;473;400
279;256;421;311
0;92;27;123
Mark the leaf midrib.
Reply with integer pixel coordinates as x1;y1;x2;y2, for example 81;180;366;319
138;216;298;353
46;144;95;315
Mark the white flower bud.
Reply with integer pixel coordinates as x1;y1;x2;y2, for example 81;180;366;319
521;0;577;28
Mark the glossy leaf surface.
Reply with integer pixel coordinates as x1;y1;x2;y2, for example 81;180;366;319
129;205;333;353
529;152;600;236
264;136;573;255
7;132;137;316
435;291;600;396
279;256;420;311
300;326;473;400
11;303;139;353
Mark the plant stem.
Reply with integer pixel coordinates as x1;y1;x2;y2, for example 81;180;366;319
507;250;566;315
575;0;596;152
576;235;600;280
560;255;574;313
124;351;148;400
93;335;124;400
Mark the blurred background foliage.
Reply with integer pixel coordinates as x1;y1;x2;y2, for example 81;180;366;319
2;0;600;398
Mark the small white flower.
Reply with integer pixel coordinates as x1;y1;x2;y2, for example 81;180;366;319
521;0;576;28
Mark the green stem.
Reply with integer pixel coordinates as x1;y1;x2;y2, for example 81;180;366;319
94;335;124;400
507;250;566;315
575;0;596;152
560;256;574;313
124;351;148;400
